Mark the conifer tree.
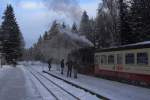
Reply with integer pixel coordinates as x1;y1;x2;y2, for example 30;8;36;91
48;20;59;39
130;0;150;42
0;26;2;42
1;5;24;63
89;18;96;47
62;22;66;29
37;35;43;44
0;27;3;52
49;20;57;33
79;11;93;42
71;22;78;33
43;31;48;40
118;0;132;45
95;3;113;48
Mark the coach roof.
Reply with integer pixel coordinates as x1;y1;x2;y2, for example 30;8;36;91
95;41;150;52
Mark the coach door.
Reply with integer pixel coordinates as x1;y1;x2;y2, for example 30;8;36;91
107;54;115;70
116;54;123;71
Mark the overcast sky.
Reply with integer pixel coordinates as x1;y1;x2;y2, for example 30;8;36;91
0;0;100;48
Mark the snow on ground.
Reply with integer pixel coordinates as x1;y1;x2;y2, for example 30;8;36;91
0;65;27;100
41;71;100;100
21;65;56;100
30;70;77;100
45;74;99;100
24;63;100;100
27;62;150;100
0;65;13;79
0;64;54;100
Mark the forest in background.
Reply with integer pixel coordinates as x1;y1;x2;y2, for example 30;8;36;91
24;0;150;62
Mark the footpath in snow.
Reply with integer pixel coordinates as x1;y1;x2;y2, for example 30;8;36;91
32;63;150;100
0;65;45;100
0;65;28;100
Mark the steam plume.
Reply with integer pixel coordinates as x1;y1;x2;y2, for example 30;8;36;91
42;0;82;22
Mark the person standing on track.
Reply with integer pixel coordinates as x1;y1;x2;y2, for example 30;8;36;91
60;59;65;75
66;60;73;77
73;61;79;79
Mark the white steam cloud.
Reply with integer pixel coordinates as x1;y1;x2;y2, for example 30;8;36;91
42;0;82;22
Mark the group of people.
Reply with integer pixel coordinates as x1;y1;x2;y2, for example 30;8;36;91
47;58;79;79
60;59;78;79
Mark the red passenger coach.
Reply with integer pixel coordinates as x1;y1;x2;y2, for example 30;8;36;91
94;41;150;86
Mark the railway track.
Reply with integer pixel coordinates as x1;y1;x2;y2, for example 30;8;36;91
26;67;88;100
43;71;109;100
28;69;59;100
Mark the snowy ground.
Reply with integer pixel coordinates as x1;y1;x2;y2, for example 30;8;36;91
0;65;12;77
0;63;101;100
0;65;53;100
22;66;56;100
27;62;150;100
1;62;150;100
0;65;27;100
24;64;100;100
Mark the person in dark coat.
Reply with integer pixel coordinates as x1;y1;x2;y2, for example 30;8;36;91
48;59;52;71
60;59;65;75
12;59;17;67
66;60;73;77
73;61;79;79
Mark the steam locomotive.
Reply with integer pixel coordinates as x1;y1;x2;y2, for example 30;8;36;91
68;47;94;75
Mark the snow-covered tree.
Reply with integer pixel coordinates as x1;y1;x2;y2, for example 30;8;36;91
89;18;96;47
71;22;78;33
1;5;24;63
62;22;66;29
95;2;116;48
43;31;48;41
130;0;150;42
118;0;132;45
37;35;43;45
48;20;59;40
0;26;3;53
79;11;93;42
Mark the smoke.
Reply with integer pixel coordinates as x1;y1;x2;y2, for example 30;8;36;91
42;0;82;22
14;0;82;22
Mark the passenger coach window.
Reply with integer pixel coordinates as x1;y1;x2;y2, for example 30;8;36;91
101;55;107;64
125;53;135;64
108;55;114;64
137;53;148;65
